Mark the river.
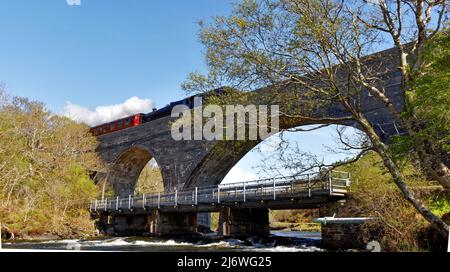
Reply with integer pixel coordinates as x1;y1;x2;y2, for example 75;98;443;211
1;231;323;252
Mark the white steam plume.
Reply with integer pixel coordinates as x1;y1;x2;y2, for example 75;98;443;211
63;96;154;126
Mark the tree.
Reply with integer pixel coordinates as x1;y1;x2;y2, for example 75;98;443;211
355;0;450;190
182;0;449;237
405;27;450;171
0;88;104;237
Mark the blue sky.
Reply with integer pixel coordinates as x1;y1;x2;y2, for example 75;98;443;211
0;0;234;111
0;0;359;183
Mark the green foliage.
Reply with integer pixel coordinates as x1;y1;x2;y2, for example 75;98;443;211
210;212;219;232
338;151;447;251
387;135;415;166
0;91;103;238
428;194;450;218
407;28;450;154
62;165;98;205
134;159;164;195
269;209;319;224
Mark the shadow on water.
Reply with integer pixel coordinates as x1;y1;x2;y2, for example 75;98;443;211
2;231;323;252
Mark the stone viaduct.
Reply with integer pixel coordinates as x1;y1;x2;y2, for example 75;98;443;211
92;47;406;239
96;47;404;196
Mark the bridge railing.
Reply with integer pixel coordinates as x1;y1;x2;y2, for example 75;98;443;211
89;171;351;212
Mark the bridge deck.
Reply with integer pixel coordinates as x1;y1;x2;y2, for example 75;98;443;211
89;171;350;214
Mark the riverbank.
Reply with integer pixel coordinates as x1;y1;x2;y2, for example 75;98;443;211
0;227;100;243
270;222;321;232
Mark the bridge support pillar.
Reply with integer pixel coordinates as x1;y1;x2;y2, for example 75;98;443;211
95;211;197;236
147;210;198;236
319;200;344;217
217;207;270;237
96;213;149;236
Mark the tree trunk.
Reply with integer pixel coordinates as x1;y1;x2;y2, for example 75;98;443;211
401;112;450;189
414;138;450;189
381;44;450;190
359;118;450;238
359;76;450;189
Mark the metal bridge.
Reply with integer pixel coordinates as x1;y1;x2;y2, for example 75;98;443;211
89;171;351;213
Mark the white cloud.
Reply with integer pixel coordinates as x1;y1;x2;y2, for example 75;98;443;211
66;0;81;6
63;96;154;126
221;166;259;184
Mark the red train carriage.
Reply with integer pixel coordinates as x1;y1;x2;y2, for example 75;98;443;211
90;113;144;136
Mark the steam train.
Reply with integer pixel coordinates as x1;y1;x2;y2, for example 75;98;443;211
90;113;145;136
90;89;226;136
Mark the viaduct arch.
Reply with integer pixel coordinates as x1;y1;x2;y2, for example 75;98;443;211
95;47;405;197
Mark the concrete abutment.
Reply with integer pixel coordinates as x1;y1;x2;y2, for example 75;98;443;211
317;201;377;250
